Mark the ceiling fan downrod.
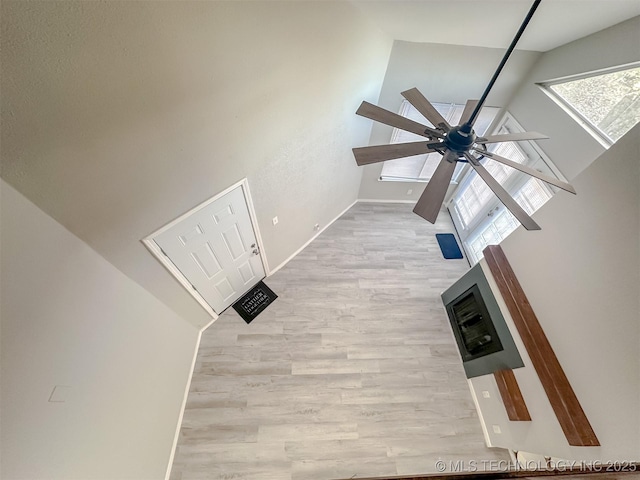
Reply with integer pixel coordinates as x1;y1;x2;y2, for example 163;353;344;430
462;0;543;132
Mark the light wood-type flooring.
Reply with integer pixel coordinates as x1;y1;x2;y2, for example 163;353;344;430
170;202;511;480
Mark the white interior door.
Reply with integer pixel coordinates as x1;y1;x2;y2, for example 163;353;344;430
154;185;265;314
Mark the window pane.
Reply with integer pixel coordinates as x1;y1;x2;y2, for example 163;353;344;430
466;178;553;263
514;177;553;215
381;156;426;180
549;66;640;143
453;137;526;228
455;175;492;226
465;210;519;264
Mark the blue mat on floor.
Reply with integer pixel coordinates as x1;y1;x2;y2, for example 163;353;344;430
436;233;463;259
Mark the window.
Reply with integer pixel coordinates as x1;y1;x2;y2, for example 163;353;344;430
452;124;529;229
466;177;553;263
448;113;562;265
539;63;640;146
514;177;553;214
379;100;499;183
468;210;519;262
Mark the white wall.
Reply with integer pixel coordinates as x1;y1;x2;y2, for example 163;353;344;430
358;41;541;202
505;16;640;181
480;25;640;458
0;1;393;328
0;180;199;480
490;124;640;460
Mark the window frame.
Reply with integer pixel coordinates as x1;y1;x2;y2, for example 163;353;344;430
450;112;566;230
537;61;640;148
447;112;567;264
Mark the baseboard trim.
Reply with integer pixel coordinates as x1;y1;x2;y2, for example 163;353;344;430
268;198;435;275
164;328;204;480
268;199;357;276
357;198;415;204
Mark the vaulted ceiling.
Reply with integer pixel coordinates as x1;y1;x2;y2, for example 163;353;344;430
351;0;640;51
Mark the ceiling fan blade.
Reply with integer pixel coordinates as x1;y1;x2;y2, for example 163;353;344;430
477;150;576;194
413;150;458;223
352;142;436;166
356;101;443;139
466;154;541;231
401;88;451;131
459;99;479;125
478;132;549;143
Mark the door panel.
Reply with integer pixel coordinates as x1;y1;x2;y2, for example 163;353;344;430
222;224;247;260
190;243;222;278
154;186;265;313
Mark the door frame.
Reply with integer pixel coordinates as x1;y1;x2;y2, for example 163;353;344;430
142;178;269;318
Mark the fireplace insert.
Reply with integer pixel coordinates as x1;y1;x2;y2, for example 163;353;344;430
446;284;503;362
441;263;524;378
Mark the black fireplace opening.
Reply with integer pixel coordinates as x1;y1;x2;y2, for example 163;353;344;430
446;284;504;362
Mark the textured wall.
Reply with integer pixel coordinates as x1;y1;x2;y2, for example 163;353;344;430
0;1;393;327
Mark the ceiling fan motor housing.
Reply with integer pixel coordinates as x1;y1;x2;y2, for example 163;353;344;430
443;125;476;157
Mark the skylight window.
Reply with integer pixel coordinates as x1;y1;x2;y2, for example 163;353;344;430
539;63;640;147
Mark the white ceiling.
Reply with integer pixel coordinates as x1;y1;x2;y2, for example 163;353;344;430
350;0;640;51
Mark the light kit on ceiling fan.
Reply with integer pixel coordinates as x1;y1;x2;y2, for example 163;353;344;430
352;0;576;231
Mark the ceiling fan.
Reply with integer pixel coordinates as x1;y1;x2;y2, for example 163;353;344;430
352;0;576;231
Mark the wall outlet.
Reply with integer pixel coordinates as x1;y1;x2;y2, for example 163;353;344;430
406;189;413;195
313;223;320;231
492;425;502;434
482;390;491;399
272;216;278;226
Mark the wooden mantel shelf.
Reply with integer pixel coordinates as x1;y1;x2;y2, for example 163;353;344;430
483;245;599;447
494;368;531;422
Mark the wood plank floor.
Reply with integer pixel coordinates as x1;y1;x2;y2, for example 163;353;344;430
170;203;510;480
